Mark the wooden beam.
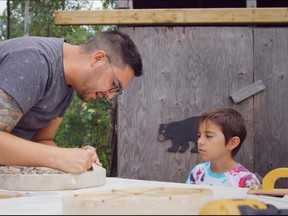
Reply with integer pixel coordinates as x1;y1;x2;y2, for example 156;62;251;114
54;8;288;26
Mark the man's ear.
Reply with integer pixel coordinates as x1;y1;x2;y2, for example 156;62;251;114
228;136;240;150
90;50;107;67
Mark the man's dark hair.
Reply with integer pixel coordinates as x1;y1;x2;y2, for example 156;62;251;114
81;30;143;77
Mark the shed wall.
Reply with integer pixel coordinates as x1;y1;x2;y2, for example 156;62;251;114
117;26;288;187
117;26;256;183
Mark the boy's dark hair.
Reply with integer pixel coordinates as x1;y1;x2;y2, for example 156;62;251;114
197;108;247;157
81;30;143;77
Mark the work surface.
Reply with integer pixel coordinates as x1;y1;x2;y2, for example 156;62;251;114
0;177;287;215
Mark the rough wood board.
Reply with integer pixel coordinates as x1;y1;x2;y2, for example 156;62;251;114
62;187;214;215
0;165;106;191
248;189;288;196
230;80;265;104
253;28;288;188
54;8;288;26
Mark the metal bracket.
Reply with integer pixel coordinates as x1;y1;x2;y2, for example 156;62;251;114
116;0;130;9
246;0;257;8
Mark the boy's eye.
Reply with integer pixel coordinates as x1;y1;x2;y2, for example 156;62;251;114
198;133;213;139
206;134;213;138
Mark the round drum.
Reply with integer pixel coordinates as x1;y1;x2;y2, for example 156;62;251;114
0;165;106;191
62;187;214;215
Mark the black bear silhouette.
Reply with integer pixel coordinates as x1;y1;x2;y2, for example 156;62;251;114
158;116;200;153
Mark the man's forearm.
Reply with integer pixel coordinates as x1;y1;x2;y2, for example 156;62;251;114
0;131;58;167
37;140;58;147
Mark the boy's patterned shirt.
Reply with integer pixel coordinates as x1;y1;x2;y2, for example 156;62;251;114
186;162;260;188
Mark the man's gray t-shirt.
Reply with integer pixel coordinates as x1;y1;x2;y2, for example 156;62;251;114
0;36;74;140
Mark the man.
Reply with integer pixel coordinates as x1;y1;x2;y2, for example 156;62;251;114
0;30;143;174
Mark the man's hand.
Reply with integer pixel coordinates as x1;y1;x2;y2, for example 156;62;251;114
54;146;102;174
81;145;103;167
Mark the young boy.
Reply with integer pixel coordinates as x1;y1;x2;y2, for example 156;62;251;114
186;108;260;188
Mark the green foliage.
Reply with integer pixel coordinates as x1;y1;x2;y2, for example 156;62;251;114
0;15;4;40
1;0;113;39
103;0;116;9
55;96;114;176
0;0;117;176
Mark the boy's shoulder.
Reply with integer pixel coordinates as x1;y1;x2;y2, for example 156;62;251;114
232;163;253;174
231;163;259;181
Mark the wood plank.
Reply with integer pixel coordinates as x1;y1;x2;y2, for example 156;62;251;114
230;80;266;104
248;189;288;197
254;28;288;188
54;8;288;26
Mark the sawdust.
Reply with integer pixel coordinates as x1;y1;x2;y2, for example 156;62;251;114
0;166;65;174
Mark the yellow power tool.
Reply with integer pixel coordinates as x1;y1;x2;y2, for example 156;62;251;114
199;198;288;215
200;168;288;215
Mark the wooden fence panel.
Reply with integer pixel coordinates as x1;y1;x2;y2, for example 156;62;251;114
118;26;253;183
254;28;288;187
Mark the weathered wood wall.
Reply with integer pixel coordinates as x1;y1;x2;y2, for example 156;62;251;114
254;28;288;187
117;26;257;183
117;26;288;186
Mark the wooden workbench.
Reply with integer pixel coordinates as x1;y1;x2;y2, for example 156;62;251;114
0;177;287;215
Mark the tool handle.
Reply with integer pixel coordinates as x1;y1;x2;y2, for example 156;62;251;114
262;167;288;190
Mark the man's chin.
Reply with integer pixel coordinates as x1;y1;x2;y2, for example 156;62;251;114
78;95;91;102
86;97;94;102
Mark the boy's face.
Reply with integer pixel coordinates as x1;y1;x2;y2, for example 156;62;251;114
197;120;232;162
